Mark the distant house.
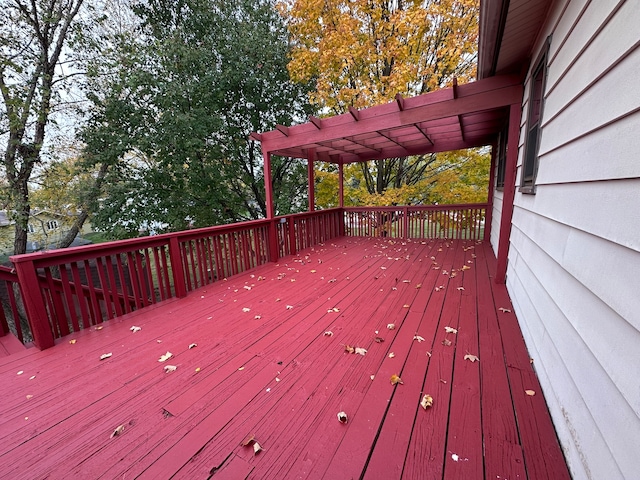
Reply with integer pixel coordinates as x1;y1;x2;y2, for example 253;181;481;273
0;210;92;255
479;1;640;478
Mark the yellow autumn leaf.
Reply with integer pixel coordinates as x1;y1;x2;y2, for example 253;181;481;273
420;394;433;409
390;374;403;385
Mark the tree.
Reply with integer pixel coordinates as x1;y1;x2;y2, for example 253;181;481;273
0;0;87;254
279;0;479;199
81;0;313;238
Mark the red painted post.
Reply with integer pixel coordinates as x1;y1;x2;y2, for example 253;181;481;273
288;216;297;256
168;237;187;298
495;102;523;284
268;220;279;262
338;162;344;208
403;206;409;239
308;149;315;212
12;257;55;349
484;142;497;241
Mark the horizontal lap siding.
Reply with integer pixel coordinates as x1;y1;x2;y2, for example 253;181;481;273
503;0;640;478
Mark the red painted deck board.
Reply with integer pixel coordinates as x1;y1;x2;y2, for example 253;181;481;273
0;238;570;479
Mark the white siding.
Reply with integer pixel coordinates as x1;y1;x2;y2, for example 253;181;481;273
501;0;640;478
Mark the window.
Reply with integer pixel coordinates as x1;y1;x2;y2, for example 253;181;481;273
521;38;551;193
46;220;59;230
496;125;508;189
27;224;35;233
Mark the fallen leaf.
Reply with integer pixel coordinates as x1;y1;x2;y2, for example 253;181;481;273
444;326;457;334
420;394;433;409
324;331;333;336
243;285;251;290
402;279;410;283
461;265;471;271
370;375;375;380
17;371;23;375
29;375;36;380
525;389;536;396
374;336;384;343
337;411;348;423
195;367;201;373
498;307;512;313
426;351;432;357
111;425;125;438
310;269;316;273
238;366;245;371
464;354;479;363
413;335;425;342
26;394;33;400
388;352;395;358
355;347;367;356
241;433;256;446
344;345;355;354
390;374;403;385
164;365;177;373
415;283;422;289
100;353;112;360
158;351;173;362
69;339;77;344
457;286;465;291
95;326;103;330
387;323;395;330
403;304;410;308
442;339;452;346
286;305;293;310
188;343;197;349
451;453;459;462
253;442;263;454
130;326;141;333
254;315;262;320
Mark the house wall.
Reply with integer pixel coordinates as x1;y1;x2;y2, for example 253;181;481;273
492;0;640;478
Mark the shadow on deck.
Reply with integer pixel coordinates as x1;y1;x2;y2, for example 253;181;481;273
0;237;569;479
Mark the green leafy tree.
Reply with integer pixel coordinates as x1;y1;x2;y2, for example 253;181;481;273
81;0;313;238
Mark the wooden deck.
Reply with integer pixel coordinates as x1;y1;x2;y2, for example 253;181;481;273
0;237;570;479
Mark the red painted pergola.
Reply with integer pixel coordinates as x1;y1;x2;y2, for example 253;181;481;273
253;75;523;283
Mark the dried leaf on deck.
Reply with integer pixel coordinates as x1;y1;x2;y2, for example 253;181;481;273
413;335;425;343
387;323;395;330
242;307;251;312
253;442;263;454
525;389;536;396
403;304;410;308
498;307;512;313
69;339;77;344
310;269;317;273
374;336;384;343
370;375;375;380
158;352;173;362
324;331;333;336
110;425;125;438
442;339;452;346
390;374;403;385
421;394;433;409
415;283;422;289
355;347;367;356
286;305;293;310
337;411;348;423
188;343;197;349
344;345;355;354
464;354;479;363
164;365;177;373
195;367;201;373
457;287;465;291
444;326;457;334
26;394;33;400
461;265;471;271
388;352;395;358
241;433;256;446
130;326;141;333
244;285;251;290
100;353;112;361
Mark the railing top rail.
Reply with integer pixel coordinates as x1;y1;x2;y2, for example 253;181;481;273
344;203;489;212
0;265;18;281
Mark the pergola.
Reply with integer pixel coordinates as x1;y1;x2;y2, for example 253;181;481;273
253;74;524;282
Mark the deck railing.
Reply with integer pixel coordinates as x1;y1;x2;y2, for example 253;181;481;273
6;204;484;350
344;204;488;240
0;266;27;344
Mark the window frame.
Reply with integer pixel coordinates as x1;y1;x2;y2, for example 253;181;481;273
520;37;551;194
495;124;508;190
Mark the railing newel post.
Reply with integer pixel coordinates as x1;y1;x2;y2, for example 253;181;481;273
168;236;187;298
12;257;55;350
288;216;297;256
403;206;409;239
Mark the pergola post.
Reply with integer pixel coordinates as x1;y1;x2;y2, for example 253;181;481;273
495;102;522;284
307;149;315;211
484;142;497;242
263;150;279;262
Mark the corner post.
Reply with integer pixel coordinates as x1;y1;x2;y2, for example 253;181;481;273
263;150;279;262
484;142;497;241
307;149;315;212
12;257;55;349
495;102;522;284
169;237;187;297
338;162;345;236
